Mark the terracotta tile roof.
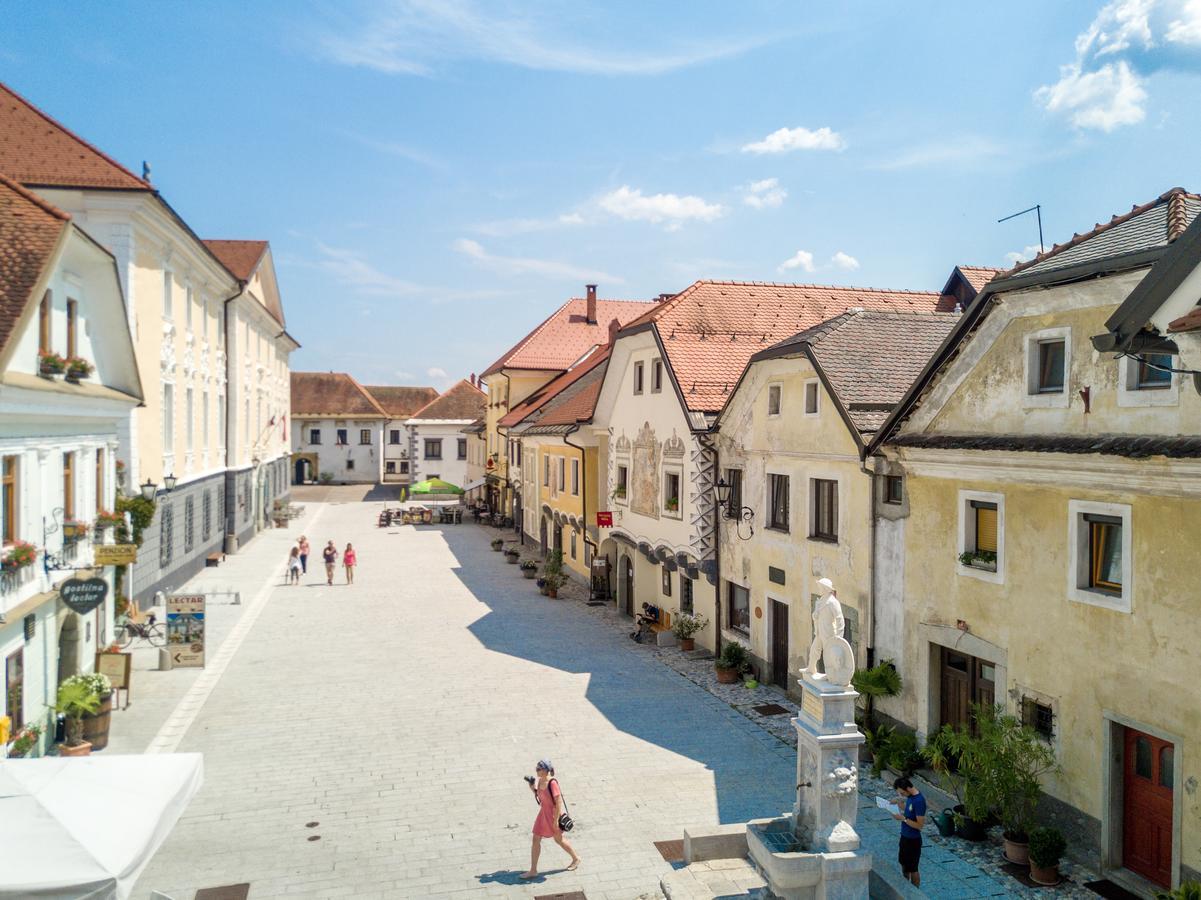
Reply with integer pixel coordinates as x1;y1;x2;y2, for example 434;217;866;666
761;310;959;436
624;280;955;414
499;349;610;428
0;172;70;357
1168;307;1201;334
363;385;439;417
203;240;268;281
408;379;486;421
507;350;610;433
483;296;657;376
1007;188;1201;278
291;372;387;417
0;81;151;191
956;265;1003;291
891;432;1201;459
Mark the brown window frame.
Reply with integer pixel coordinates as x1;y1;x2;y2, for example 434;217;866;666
66;298;78;359
811;478;838;542
359;429;372;445
727;581;750;634
1087;514;1122;593
5;647;24;731
38;291;51;354
95;448;104;515
767;473;789;532
62;451;74;520
2;456;17;544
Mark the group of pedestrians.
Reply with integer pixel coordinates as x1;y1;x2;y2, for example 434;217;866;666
286;535;357;585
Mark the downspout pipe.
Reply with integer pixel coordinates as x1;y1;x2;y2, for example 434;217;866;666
859;455;878;667
563;423;598;561
499;370;514;518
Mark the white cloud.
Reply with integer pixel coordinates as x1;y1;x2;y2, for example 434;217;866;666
778;250;815;273
315;1;771;77
453;238;621;283
314;242;424;296
873;135;1007;171
473;212;585;237
1167;0;1201;43
1035;60;1147;130
1004;244;1044;266
831;251;859;270
742;177;787;209
741;126;844;154
394;370;416;381
427;366;449;379
342;131;447;171
1076;0;1155;57
597;185;724;227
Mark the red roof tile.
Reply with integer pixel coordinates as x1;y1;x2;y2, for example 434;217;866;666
483;296;657;376
364;385;439;417
203;240;268;281
1168;307;1201;334
0;172;70;357
0;81;151;191
291;372;388;417
502;349;610;429
408;380;487;420
956;265;1003;291
624;280;954;413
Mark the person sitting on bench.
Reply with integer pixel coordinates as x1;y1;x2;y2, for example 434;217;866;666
630;603;661;641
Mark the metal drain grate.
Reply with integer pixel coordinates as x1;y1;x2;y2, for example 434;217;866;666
654;839;685;863
194;885;250;900
534;893;587;900
751;703;791;716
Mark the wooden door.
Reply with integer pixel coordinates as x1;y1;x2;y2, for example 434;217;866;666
623;557;634;617
940;649;971;730
770;600;789;688
974;659;996;710
1123;727;1174;888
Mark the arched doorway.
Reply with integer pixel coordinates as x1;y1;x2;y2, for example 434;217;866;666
621;555;634;617
539;517;548;557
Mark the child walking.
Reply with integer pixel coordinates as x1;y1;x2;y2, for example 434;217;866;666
286;547;302;585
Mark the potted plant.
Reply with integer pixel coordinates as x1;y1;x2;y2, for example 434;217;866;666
922;706;996;841
519;559;538;579
541;551;566;598
504;548;520;564
52;679;102;756
865;723;896;777
1027;825;1065;885
64;673;113;751
62;519;88;542
65;356;94;383
958;549;997;571
2;540;37;570
38;351;66;377
94;509;123;535
1157;884;1201;900
611;487;626;501
115;458;126;487
665;497;679;512
672;611;708;652
715;641;748;684
8;722;43;758
989;710;1059;865
491;538;504;552
852;659;902;733
883;732;924;779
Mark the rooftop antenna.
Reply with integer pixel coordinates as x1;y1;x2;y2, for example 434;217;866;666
998;204;1044;254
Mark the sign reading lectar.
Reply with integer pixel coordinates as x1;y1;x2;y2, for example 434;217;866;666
94;544;137;566
166;594;206;668
60;576;108;614
596;511;613;527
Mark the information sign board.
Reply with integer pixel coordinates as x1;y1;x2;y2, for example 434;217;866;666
166;594;206;668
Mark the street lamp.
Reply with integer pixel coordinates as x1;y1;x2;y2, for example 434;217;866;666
140;479;158;501
163;473;177;491
715;477;755;539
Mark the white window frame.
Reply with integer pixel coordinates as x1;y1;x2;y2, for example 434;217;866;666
1117;352;1179;407
614;463;629;506
767;383;782;417
956;489;1005;585
1067;499;1132;613
803;378;820;417
1023;326;1071;409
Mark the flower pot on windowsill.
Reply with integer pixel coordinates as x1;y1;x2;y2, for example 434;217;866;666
38;352;66;379
958;551;997;572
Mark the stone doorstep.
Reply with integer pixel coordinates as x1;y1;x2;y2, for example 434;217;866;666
661;860;767;900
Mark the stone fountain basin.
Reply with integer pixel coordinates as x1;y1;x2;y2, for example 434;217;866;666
747;818;871;899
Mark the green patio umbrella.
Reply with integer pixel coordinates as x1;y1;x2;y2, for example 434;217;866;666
409;477;464;495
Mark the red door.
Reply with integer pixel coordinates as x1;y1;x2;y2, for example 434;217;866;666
1123;727;1174;888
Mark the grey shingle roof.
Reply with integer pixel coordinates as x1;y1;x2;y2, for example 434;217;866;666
891;432;1201;459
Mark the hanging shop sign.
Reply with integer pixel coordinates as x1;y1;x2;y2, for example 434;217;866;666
94;544;138;566
166;594;206;668
596;511;613;527
60;576;109;615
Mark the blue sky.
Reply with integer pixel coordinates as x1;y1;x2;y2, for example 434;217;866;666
5;1;1200;388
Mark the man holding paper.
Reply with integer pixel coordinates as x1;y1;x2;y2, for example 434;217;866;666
890;776;926;887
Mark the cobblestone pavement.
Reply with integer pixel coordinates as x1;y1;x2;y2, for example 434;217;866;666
133;504;797;899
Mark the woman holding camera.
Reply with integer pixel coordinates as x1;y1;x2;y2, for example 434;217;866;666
519;759;580;879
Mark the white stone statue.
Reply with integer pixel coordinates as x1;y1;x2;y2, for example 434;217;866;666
799;578;855;688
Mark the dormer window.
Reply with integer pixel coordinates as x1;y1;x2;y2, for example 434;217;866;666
1024;327;1071;408
1037;340;1065;393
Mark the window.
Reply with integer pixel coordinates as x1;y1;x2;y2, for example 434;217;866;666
162;384;175;453
633;361;644;394
67;298;78;359
1086;514;1122;593
217;395;226;445
425;439;442;459
389;429;401;445
884;475;903;505
162;270;173;318
615;464;628;501
39;292;51;353
94;448;104;514
662;568;672;597
202;491;212;541
570;531;577;560
336;429;348;446
400;461;409;474
62;452;74;520
767;473;789;531
346;459;355;471
160;502;174;567
728;582;750;633
5;648;24;731
957;490;1005;584
202;391;209;450
811;478;838;541
458;438;467;460
543;454;550;487
2;456;17;544
663;471;681;514
1037;340;1065;392
1136;353;1173;389
309;428;321;445
185;285;194;330
804;379;819;416
723;468;742;517
557;457;566;492
767;384;781;416
359;429;372;445
651;359;663;393
680;576;694;614
1021;697;1055;741
217;489;224;534
385;461;396;474
186;388;195;452
571;459;579;495
184;496;195;553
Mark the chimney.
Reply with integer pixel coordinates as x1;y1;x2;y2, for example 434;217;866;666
658;293;673;303
585;284;598;324
607;317;621;346
470;372;476;386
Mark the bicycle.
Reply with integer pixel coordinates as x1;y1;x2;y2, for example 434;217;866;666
115;613;167;649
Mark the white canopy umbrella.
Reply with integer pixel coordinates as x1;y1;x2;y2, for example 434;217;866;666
0;753;203;899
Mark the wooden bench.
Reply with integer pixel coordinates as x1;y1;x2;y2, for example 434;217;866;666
650;610;677;646
205;552;224;568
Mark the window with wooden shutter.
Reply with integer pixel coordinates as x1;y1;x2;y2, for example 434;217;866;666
39;292;51;353
2;457;17;544
973;502;998;553
62;452;74;520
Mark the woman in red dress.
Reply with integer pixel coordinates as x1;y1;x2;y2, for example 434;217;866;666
520;759;580;879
